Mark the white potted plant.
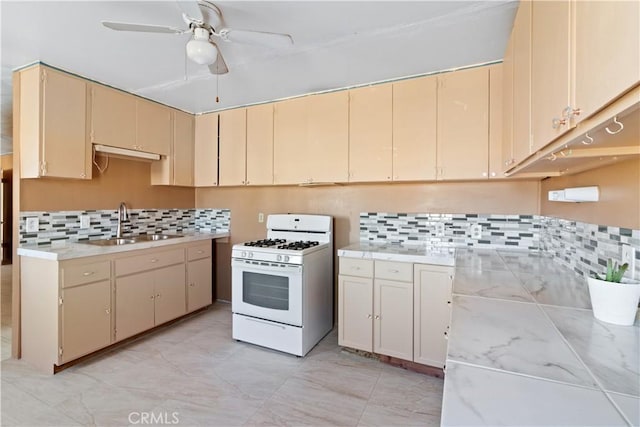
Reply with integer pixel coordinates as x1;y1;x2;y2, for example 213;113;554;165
588;259;640;326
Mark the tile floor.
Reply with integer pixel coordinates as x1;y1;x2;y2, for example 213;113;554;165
1;302;443;426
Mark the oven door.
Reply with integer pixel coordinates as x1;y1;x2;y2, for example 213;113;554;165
231;259;303;327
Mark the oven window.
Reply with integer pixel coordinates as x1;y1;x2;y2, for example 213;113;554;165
242;272;289;310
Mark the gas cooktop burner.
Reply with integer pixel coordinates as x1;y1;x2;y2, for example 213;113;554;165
244;238;287;247
277;241;320;251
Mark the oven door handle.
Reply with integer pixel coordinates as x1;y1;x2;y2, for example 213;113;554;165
232;259;302;275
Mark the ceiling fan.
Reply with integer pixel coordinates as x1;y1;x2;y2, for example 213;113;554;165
101;1;294;75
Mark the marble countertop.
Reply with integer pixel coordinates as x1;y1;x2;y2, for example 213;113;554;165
442;248;639;426
337;242;455;266
17;231;230;261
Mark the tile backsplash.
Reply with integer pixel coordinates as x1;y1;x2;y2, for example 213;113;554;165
360;212;640;279
19;208;230;246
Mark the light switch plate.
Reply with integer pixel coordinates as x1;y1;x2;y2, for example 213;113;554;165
80;215;90;229
258;213;264;223
26;217;39;233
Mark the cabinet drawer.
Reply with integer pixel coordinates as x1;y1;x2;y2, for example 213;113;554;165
339;257;373;278
115;248;185;277
62;261;111;288
375;260;413;282
188;243;211;261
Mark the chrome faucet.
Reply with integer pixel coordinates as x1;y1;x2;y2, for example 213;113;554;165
116;202;129;238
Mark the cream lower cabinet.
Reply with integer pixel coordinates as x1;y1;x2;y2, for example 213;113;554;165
115;249;186;341
338;257;451;367
187;242;213;312
413;264;454;369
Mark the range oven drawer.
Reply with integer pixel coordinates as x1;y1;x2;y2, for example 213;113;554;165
232;313;304;356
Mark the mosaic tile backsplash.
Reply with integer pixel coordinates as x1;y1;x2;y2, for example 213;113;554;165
19;208;230;245
359;212;640;280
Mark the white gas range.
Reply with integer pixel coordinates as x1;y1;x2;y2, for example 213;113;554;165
231;214;333;356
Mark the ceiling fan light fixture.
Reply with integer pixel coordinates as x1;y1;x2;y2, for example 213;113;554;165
186;27;218;65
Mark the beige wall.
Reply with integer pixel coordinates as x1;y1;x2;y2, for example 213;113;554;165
541;158;640;229
1;154;12;171
197;180;541;300
21;157;194;211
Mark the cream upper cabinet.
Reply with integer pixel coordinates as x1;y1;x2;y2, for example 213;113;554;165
349;84;393;182
530;0;574;152
246;104;274;186
392;75;437;181
194;113;219;187
136;99;171;156
219;108;247;186
574;1;640;122
91;84;137;150
173;111;195;187
502;34;515;171
488;64;504;179
274;97;309;185
512;0;533;165
437;67;489;180
307;91;349;183
413;264;453;369
18;65;91;180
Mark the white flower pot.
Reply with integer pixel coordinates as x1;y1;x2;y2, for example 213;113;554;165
587;277;640;326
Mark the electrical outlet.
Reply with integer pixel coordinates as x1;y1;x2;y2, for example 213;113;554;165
26;217;39;233
621;244;636;280
435;223;445;237
80;215;90;229
470;224;482;240
258;212;264;223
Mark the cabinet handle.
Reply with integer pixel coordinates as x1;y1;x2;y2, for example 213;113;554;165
246;181;250;185
491;172;496;177
482;172;488;177
82;271;95;276
367;314;372;319
389;269;399;273
197;250;204;254
150;258;158;263
562;106;581;119
351;266;361;270
375;315;380;320
105;308;110;314
156;293;161;299
80;173;86;178
552;117;567;129
150;295;155;300
189;283;195;287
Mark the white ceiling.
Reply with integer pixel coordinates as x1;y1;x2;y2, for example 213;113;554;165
0;0;518;155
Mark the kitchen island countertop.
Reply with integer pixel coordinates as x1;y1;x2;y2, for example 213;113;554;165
17;230;230;261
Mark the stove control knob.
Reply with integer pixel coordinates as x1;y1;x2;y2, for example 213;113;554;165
277;254;283;262
284;255;290;262
241;251;247;258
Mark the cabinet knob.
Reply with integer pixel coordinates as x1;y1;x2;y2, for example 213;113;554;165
156;293;161;299
80;173;86;178
197;250;204;254
375;315;380;320
105;308;110;314
491;172;496;177
562;106;581;119
482;172;487;177
150;258;158;263
389;269;399;273
150;295;155;300
552;117;568;129
82;271;95;276
367;314;372;319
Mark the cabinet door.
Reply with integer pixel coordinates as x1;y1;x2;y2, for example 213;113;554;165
91;84;136;150
392;75;437;181
187;258;212;312
173;110;194;187
488;64;503;179
349;85;393;182
373;279;413;361
502;34;515;171
154;264;186;325
41;67;90;179
307;91;349;183
437;67;489;180
115;272;155;341
531;0;573;152
273;97;309;184
246;104;274;186
338;274;373;352
194;113;219;187
219;108;247;186
60;280;112;363
575;1;640;121
512;1;532;165
136;99;171;155
413;264;453;368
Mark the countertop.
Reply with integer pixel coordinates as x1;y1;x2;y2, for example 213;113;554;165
17;231;230;261
337;242;456;266
338;244;639;426
443;248;639;426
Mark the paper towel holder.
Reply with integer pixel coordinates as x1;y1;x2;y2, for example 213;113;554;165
548;186;599;203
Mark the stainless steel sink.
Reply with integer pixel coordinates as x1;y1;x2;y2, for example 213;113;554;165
81;234;183;246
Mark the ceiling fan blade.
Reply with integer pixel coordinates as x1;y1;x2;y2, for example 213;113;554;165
176;1;204;24
208;50;229;75
218;28;293;48
102;21;185;34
